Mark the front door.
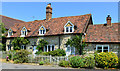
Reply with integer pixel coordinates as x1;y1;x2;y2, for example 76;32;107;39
66;45;75;56
33;46;38;55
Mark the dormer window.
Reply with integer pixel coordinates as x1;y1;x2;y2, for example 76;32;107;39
21;27;27;37
39;26;46;35
8;28;13;37
64;21;74;33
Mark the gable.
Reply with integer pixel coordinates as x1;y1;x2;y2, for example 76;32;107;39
65;23;73;27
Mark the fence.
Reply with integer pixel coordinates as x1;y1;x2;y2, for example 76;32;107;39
28;55;71;65
2;51;71;65
2;51;16;60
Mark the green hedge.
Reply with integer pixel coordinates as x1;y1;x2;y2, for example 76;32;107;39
95;52;118;69
59;60;70;67
69;55;95;68
42;49;66;56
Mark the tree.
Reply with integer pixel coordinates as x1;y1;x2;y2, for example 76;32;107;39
0;23;7;34
66;34;87;55
36;39;48;54
12;37;30;50
0;22;7;51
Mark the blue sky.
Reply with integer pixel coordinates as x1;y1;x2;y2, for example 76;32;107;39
2;2;118;24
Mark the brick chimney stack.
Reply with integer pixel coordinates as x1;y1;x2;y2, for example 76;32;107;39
106;15;112;25
46;3;52;20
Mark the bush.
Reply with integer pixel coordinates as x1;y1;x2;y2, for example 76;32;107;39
95;52;118;69
39;61;44;65
35;51;43;55
14;59;20;64
84;56;95;68
42;49;66;56
13;50;30;63
59;60;70;67
118;57;120;68
69;54;95;68
70;56;85;68
8;54;12;60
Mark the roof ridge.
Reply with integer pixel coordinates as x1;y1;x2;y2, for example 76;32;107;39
0;15;25;22
27;14;91;23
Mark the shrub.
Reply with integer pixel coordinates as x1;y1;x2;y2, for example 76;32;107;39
8;54;12;60
95;52;118;69
70;56;85;68
59;60;70;67
14;59;20;64
35;51;43;55
42;52;50;56
39;61;44;65
13;50;30;63
118;57;120;68
84;56;95;68
42;49;66;56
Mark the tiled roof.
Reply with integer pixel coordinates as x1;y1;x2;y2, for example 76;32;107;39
0;15;25;29
9;14;92;37
85;23;120;42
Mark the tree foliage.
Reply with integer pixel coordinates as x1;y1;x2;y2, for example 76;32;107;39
0;22;7;51
66;34;87;55
12;37;30;50
36;39;48;53
0;23;7;34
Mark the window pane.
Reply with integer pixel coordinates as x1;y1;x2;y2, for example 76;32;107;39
67;47;70;52
52;45;54;51
45;46;47;52
70;27;72;32
48;46;50;52
40;30;42;34
104;46;108;50
43;30;45;34
66;27;69;32
97;46;102;50
71;47;74;54
97;46;102;52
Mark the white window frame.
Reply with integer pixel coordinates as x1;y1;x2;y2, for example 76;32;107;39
44;44;55;52
96;45;109;52
64;21;74;33
21;27;27;37
21;45;25;50
8;28;13;37
39;25;46;35
67;45;75;55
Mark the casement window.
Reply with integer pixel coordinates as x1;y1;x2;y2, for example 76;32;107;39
44;44;55;52
66;45;75;55
64;21;74;33
8;45;11;51
21;27;27;37
96;45;109;52
8;28;13;37
21;45;26;49
39;26;46;35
